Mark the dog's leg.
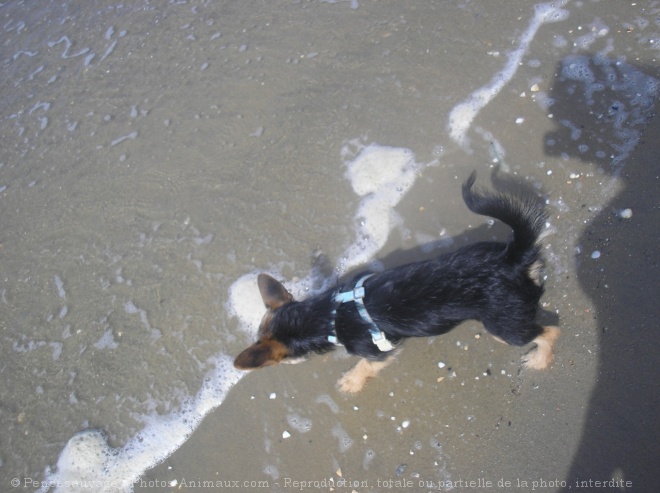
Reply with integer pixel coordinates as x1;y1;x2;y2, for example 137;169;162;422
522;326;560;370
337;357;394;394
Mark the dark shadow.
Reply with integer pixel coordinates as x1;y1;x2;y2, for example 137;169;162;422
544;55;660;491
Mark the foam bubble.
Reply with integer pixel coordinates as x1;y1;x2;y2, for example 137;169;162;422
363;449;376;469
561;56;595;84
559;53;659;173
331;423;353;452
286;413;312;433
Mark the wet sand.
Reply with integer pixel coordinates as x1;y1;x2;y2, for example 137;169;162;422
1;1;658;492
138;125;660;492
136;2;660;490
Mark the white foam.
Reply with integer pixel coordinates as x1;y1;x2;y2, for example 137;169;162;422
43;141;429;491
40;355;244;493
338;143;427;272
226;272;266;336
448;1;570;147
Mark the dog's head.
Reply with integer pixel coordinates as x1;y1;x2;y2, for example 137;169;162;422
234;273;339;369
233;274;297;370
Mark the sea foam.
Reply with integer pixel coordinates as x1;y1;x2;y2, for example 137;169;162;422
41;143;427;492
447;1;570;148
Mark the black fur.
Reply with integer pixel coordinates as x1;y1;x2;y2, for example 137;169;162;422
234;171;551;370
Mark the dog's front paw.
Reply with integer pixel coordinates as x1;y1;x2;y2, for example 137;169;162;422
337;371;366;394
337;358;394;394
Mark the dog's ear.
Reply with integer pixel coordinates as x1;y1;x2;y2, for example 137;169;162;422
258;273;293;310
234;339;289;369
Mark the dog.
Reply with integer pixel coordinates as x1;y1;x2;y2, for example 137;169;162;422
234;171;560;393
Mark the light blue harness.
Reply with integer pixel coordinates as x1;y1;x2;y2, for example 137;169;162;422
328;274;395;352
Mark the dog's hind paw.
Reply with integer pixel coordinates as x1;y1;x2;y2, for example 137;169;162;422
522;348;553;370
522;325;560;370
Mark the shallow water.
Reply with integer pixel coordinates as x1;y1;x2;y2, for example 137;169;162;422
1;1;658;492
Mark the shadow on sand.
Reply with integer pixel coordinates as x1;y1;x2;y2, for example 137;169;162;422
543;55;659;490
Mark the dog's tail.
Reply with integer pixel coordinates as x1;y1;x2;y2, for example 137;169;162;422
462;171;547;263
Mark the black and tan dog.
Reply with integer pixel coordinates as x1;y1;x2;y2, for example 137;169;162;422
234;172;559;393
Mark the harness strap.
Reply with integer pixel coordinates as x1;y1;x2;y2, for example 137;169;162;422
329;274;395;352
